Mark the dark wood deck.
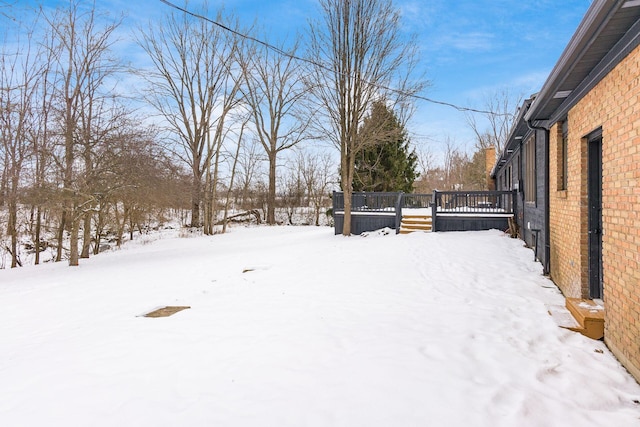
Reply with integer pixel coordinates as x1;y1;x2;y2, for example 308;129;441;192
333;190;517;235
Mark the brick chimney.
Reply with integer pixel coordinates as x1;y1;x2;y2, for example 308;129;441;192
485;147;496;190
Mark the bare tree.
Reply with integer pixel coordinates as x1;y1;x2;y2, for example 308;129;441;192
307;0;424;235
137;5;243;229
0;134;6;209
27;20;58;266
0;1;15;21
466;88;521;155
106;125;169;247
44;0;122;266
442;138;471;190
279;162;305;225
0;25;42;267
0;103;6;209
416;144;435;176
297;150;335;226
201;77;245;236
241;39;310;225
235;137;264;210
221;120;249;233
75;90;130;259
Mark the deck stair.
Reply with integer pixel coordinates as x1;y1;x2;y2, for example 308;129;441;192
563;298;605;340
399;214;432;234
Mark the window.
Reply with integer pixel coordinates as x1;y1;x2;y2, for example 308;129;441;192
558;120;568;190
525;135;536;203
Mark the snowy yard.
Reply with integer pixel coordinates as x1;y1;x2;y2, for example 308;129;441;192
1;226;639;426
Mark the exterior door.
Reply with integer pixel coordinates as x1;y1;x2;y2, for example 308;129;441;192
587;130;603;299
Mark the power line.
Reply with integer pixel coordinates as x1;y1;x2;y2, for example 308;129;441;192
157;0;504;116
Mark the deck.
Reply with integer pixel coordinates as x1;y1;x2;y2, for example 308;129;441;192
333;190;517;235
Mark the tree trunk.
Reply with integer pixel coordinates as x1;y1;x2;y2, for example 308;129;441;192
210;142;222;233
128;213;134;242
341;149;355;236
267;153;276;225
342;186;352;236
69;213;80;266
93;223;101;255
9;201;18;268
114;202;123;247
81;213;91;258
93;204;107;255
59;93;74;262
56;210;66;262
314;198;321;226
203;168;213;235
190;173;201;227
35;207;42;265
0;163;6;207
222;125;244;234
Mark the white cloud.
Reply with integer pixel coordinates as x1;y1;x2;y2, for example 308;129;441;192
442;31;494;52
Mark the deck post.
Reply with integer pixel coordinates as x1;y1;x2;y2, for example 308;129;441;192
431;190;438;232
332;191;344;235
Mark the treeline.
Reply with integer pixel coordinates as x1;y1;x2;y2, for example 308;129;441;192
415;141;495;193
0;1;339;268
1;0;447;264
0;5;191;267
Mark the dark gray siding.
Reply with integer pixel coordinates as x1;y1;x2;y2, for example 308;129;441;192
494;128;549;272
435;216;510;232
333;213;396;235
520;129;548;269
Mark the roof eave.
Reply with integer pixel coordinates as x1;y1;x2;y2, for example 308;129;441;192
524;0;618;122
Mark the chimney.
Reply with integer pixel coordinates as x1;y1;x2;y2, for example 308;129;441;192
485;147;496;190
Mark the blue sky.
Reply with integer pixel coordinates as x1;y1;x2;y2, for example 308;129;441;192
9;0;592;161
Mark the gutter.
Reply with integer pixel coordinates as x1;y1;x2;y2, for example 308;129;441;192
527;118;551;276
548;14;640;126
524;0;618;124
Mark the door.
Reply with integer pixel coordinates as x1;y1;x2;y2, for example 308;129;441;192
587;130;603;299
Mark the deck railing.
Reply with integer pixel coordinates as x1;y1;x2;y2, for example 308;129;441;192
333;192;432;212
434;190;515;214
402;193;433;209
332;191;403;235
332;190;516;234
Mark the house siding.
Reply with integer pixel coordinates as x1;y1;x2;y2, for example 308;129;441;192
523;129;548;268
495;128;548;269
548;43;640;380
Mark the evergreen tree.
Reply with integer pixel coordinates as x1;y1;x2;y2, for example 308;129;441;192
353;101;418;192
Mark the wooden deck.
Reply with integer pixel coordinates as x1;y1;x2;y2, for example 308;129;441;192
332;190;517;235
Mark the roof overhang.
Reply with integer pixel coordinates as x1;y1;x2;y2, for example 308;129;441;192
524;0;640;127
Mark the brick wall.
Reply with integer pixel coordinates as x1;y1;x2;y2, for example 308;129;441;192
549;119;585;297
548;123;561;284
548;44;640;381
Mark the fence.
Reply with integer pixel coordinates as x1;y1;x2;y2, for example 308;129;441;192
332;190;515;234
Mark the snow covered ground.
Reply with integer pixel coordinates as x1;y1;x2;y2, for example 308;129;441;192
1;226;639;426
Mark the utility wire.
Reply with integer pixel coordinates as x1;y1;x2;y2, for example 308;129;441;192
158;0;505;116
